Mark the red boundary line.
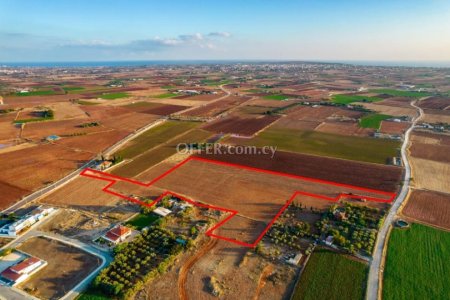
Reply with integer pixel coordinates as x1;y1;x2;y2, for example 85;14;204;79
80;156;396;248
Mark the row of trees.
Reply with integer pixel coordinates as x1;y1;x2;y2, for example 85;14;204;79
92;226;187;298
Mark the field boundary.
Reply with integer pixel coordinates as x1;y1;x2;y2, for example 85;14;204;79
81;156;396;247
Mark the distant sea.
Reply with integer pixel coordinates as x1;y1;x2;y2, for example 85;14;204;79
1;60;450;68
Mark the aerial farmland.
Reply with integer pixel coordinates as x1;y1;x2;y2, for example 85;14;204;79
0;61;449;300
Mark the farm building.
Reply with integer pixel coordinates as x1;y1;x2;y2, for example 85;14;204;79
0;256;47;286
0;206;55;237
153;207;172;217
287;253;303;265
102;225;131;245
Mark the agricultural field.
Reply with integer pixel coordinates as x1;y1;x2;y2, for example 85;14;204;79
226;128;401;164
116;120;198;159
370;89;433;98
292;249;368;300
410;157;450;194
379;120;410;135
39;176;125;212
409;131;450;163
98;157;394;247
358;102;417;117
263;94;291;101
195;149;402;192
202;115;280;136
315;121;374;137
99;92;130;100
154;92;178;98
359;113;392;129
180;95;251;118
331;94;382;104
113;128;211;177
402;189;450;230
17;236;102;300
418;96;450;110
383;224;450;300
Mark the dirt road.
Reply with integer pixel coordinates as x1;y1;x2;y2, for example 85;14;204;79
253;264;273;300
178;238;218;300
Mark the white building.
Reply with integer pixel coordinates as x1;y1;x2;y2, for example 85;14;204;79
153;207;172;217
287;253;303;265
0;206;54;237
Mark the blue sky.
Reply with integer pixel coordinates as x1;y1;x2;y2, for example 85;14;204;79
1;0;450;62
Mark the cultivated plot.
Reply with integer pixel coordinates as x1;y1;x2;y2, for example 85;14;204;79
81;156;395;247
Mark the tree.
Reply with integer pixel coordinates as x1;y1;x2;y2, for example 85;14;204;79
255;243;264;255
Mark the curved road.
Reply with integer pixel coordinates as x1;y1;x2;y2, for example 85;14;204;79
366;100;424;300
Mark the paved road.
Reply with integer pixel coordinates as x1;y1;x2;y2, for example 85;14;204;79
366;101;424;300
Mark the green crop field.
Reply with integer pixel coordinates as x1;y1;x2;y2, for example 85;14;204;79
201;79;231;86
292;249;367;300
15;90;57;96
77;100;100;105
383;224;450;300
100;92;129;100
116;120;199;159
230;128;400;164
113;128;211;177
331;94;382;104
63;86;85;92
369;89;433;98
263;94;289;101
154;93;178;99
126;213;159;230
359;114;392;129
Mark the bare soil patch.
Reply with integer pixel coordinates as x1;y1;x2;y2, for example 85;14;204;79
17;236;101;300
402;189;450;230
418;97;450;110
380;121;410;135
315;121;374;137
202;115;280;136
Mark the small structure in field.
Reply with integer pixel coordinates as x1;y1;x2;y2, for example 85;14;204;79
102;225;132;245
45;135;60;142
287;252;303;265
153;207;172;217
325;235;334;246
96;160;113;170
0;256;47;286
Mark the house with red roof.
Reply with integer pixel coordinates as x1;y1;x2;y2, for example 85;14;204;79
0;256;47;286
102;225;131;245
